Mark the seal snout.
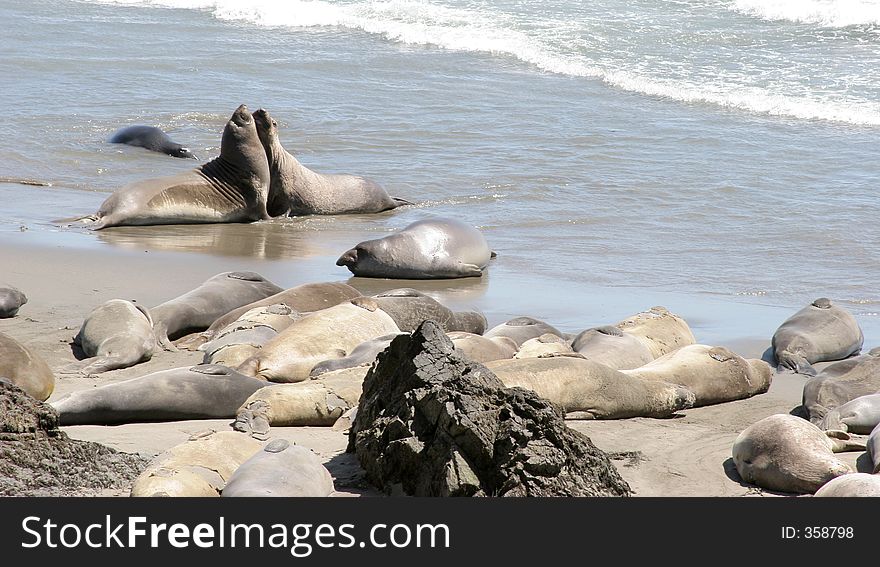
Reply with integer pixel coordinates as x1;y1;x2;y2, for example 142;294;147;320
336;248;358;267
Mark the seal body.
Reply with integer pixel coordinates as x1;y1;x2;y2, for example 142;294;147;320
109;125;197;159
236;298;401;383
732;414;860;494
150;271;283;350
373;288;487;333
485;357;695;419
200;303;301;368
814;473;880;497
253;108;407;216
336;218;493;279
66;299;155;375
802;348;880;424
222;440;335;497
772;298;863;375
623;344;772;407
868;422;880;474
514;334;574;359
448;332;518;363
0;332;54;401
570;326;654;370
51;364;268;425
89;105;270;229
0;285;27;318
615;306;696;359
309;333;403;377
484;317;564;347
819;393;880;434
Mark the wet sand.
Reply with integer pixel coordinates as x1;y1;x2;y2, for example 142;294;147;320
1;202;875;497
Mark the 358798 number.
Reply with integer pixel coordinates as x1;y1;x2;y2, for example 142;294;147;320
804;527;853;539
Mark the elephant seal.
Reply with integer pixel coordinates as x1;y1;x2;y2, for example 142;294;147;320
309;334;403;377
570;326;654;370
731;414;863;494
484;317;564;347
62;299;155;375
868;422;880;474
235;367;367;430
252;108;409;216
131;430;263;497
222;439;335;497
200;303;301;368
336;218;493;279
178;282;361;350
615;306;696;359
109;125;197;159
448;332;518;363
623;345;772;407
0;332;54;401
0;285;27;318
772;298;863;375
514;334;574;359
83;105;270;230
372;288;487;333
150;271;282;350
50;364;268;425
237;298;400;383
485;357;695;419
802;348;880;424
814;473;880;497
820;393;880;434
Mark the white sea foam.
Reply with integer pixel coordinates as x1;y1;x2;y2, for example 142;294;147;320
731;0;880;27
80;0;880;126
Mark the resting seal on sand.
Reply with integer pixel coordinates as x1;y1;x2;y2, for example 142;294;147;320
0;332;54;401
253;108;409;216
178;282;361;351
150;271;282;350
0;285;27;318
448;332;518;364
83;105;270;229
222;439;335;497
62;299;155;375
109;125;197;159
200;303;301;368
237;298;400;383
336;218;493;279
868;422;880;474
623;344;772;407
731;414;862;494
484;317;564;347
615;306;696;359
485;357;695;420
820;393;880;434
570;326;654;370
309;334;402;377
514;334;574;359
131;430;263;497
772;298;863;375
814;473;880;497
373;288;487;333
801;347;880;424
51;364;268;425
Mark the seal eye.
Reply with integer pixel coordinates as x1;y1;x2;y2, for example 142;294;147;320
272;120;277;127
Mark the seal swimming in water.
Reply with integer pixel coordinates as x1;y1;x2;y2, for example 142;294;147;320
771;298;863;375
252;108;409;216
109;125;197;159
83;105;270;229
336;218;494;279
0;332;54;401
0;285;27;318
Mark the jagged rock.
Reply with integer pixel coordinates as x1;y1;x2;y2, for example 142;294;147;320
0;381;147;496
347;320;632;497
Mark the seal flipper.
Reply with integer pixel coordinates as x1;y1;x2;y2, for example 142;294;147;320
392;197;414;207
825;430;867;453
59;355;130;377
153;323;179;352
457;263;485;278
775;351;816;376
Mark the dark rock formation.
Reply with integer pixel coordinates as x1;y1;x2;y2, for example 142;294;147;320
0;381;147;496
347;321;632;497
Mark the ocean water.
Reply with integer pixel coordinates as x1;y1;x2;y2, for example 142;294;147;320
2;0;880;343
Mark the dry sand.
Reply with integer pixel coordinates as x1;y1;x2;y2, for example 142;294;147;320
0;229;869;497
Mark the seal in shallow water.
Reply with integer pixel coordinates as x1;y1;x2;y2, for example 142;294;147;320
109;125;197;159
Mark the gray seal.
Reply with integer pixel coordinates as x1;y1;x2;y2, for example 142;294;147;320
222;439;335;497
772;298;863;375
819;393;880;434
252;108;410;216
0;285;27;318
83;105;271;230
814;473;880;497
63;299;155;375
802;347;880;424
50;364;269;425
0;331;54;401
570;326;654;370
484;317;564;347
150;271;283;350
336;218;493;279
109;125;197;159
372;288;487;333
309;333;404;377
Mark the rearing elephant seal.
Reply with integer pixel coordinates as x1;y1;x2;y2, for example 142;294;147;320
0;285;27;318
64;299;155;375
0;332;54;401
150;271;283;350
732;414;862;494
336;218;493;279
109;125;197;159
252;108;409;216
83;105;270;229
772;298;863;375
